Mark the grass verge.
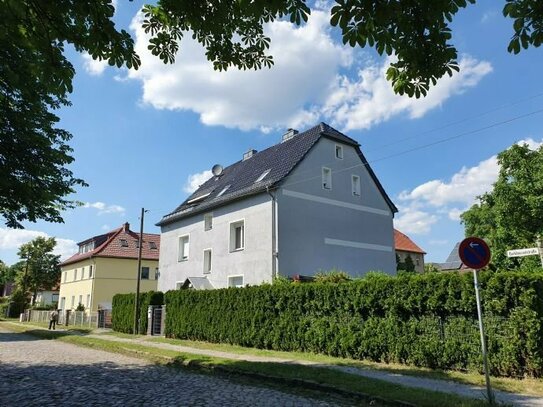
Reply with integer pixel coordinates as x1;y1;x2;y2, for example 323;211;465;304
135;336;542;397
1;322;487;407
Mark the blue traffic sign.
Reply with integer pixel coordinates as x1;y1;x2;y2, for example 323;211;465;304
458;237;491;269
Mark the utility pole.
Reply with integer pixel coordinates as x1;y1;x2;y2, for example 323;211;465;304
133;208;145;335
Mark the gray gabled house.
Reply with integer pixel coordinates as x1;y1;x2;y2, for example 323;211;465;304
157;123;398;290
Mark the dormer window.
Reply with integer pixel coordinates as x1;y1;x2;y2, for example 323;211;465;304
120;239;128;247
335;145;343;159
255;169;271;183
217;185;231;197
149;241;157;250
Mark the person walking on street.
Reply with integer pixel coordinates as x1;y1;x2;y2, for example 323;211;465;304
49;309;59;330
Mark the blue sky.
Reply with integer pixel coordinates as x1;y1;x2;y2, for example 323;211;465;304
1;0;542;266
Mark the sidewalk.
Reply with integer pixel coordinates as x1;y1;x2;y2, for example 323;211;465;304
84;333;543;407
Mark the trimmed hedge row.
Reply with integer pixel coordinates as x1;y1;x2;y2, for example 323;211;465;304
111;291;163;334
164;271;543;377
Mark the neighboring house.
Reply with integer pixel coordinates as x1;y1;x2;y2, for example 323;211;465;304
1;282;15;297
435;242;473;272
157;123;398;290
32;284;60;306
59;223;160;311
394;229;426;273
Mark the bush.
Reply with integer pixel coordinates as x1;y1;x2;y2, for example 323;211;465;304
314;269;351;283
112;291;164;334
164;271;543;377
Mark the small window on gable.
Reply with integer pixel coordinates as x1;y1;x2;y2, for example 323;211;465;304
255;169;271;183
149;241;157;250
230;221;244;252
352;175;361;196
203;249;212;274
335;145;343;159
120;239;128;247
322;167;332;190
217;185;230;197
178;235;189;261
204;213;213;231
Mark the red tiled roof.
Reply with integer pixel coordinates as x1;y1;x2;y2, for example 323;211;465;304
394;229;426;254
60;223;160;266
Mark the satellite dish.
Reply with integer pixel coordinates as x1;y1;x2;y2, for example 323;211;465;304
212;164;223;177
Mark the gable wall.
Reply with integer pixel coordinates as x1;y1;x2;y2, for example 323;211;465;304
158;193;273;290
277;137;396;277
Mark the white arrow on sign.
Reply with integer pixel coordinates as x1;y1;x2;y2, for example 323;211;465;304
506;248;540;258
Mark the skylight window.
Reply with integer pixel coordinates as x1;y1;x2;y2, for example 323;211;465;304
255;169;271;183
187;192;211;204
217;185;231;197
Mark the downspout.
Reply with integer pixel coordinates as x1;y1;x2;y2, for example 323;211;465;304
90;257;96;312
266;186;278;279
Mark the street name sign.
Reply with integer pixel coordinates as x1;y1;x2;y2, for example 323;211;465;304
507;248;540;258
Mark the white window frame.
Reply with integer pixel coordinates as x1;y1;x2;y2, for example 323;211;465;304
322;167;332;190
74;269;78;281
335;144;343;159
228;275;244;288
204;213;213;231
86;294;91;308
78;295;83;307
203;249;212;274
352;174;361;197
178;234;190;262
229;220;245;252
89;265;93;279
217;185;231;197
71;296;75;308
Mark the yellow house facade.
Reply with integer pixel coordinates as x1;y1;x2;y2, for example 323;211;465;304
59;223;160;312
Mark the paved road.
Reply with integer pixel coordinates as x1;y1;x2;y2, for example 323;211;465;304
0;328;342;407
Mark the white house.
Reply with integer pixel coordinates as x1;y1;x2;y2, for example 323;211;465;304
157;123;398;290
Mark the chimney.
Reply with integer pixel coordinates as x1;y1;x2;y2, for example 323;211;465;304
123;222;130;232
243;149;257;161
282;128;299;143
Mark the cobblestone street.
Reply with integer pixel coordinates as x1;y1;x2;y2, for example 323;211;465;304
0;328;342;407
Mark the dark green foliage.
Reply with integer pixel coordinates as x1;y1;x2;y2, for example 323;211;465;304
314;269;351;283
165;271;543;377
112;291;164;334
461;143;543;269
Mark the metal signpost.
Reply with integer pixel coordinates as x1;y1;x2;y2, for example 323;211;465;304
458;237;494;405
507;238;543;267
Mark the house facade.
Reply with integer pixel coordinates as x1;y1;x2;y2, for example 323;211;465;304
158;123;398;290
394;229;426;273
59;223;160;311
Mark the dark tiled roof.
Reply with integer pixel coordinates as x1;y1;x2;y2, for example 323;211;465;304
394;229;426;254
60;223;160;266
436;242;463;270
158;123;397;226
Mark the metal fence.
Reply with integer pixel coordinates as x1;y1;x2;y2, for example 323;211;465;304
26;310;99;328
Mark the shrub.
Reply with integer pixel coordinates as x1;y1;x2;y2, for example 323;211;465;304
112;291;164;334
314;268;351;283
164;270;543;377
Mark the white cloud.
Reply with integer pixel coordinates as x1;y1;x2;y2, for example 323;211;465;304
393;206;438;235
127;10;491;132
83;202;125;215
323;56;493;131
82;52;108;76
396;137;543;234
399;155;499;207
184;170;213;193
0;228;77;260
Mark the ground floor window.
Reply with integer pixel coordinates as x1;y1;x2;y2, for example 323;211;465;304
228;275;244;288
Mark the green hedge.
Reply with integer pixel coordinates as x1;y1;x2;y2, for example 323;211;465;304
112;291;164;334
165;271;543;377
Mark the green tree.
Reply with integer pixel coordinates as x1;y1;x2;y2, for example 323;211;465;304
0;260;16;286
2;0;542;228
461;142;543;269
16;237;61;304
